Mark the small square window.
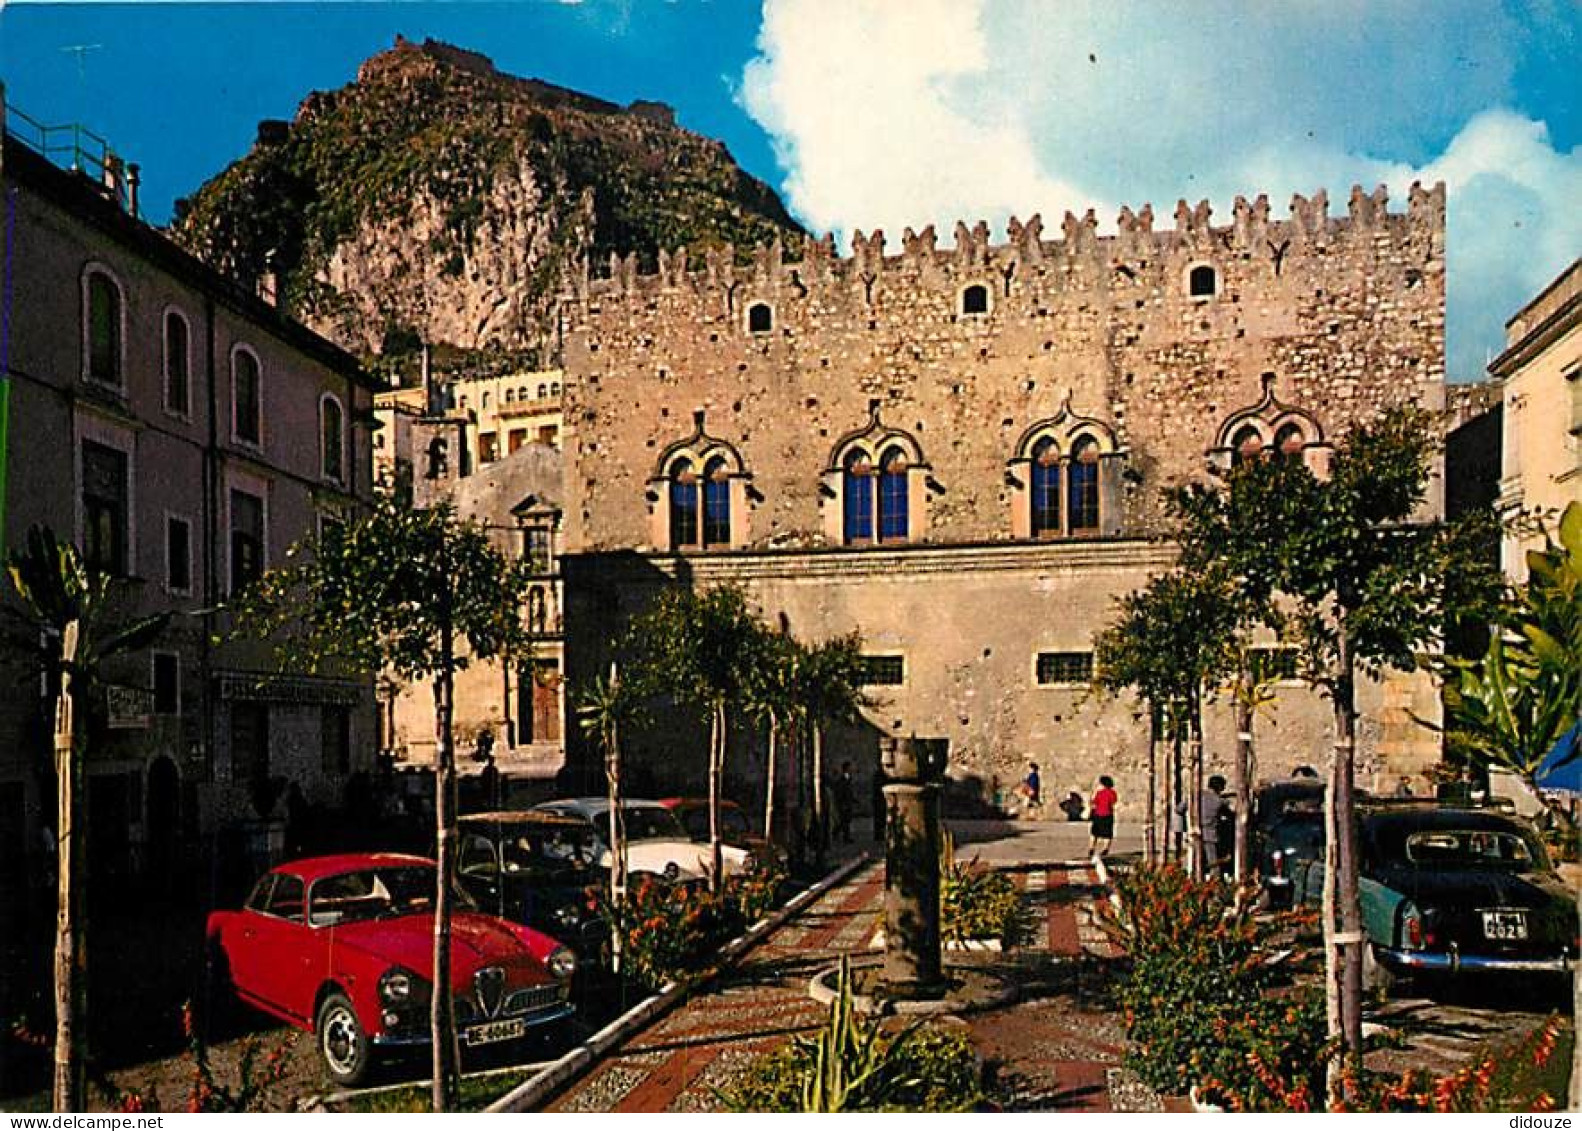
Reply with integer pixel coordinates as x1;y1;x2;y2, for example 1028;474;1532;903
859;655;905;686
961;284;989;315
747;303;773;333
1036;651;1093;686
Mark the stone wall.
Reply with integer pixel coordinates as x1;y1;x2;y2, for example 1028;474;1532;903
560;184;1445;553
555;184;1448;799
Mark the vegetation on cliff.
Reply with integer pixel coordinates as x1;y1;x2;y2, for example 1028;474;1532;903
173;37;802;374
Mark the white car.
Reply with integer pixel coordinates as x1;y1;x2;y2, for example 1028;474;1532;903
530;798;750;883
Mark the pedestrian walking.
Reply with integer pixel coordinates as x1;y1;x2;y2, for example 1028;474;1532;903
1088;775;1117;857
1199;774;1229;876
1018;761;1042;816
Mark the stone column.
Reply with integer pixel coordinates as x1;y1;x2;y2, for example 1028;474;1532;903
880;736;948;999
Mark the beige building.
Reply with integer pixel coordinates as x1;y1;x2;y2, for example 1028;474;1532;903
557;186;1451;811
373;368;564;490
0;90;378;889
1491;258;1582;577
371;371;567;786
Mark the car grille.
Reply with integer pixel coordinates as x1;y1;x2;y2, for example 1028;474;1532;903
454;980;568;1025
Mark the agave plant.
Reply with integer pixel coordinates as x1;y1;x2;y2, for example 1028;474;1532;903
799;957;922;1112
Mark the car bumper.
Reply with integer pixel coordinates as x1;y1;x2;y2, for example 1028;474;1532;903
1379;946;1574;975
372;1001;576;1047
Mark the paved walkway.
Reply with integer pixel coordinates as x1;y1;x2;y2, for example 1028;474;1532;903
544;818;1143;1113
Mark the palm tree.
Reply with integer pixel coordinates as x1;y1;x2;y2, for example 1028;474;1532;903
6;526;167;1112
574;664;643;971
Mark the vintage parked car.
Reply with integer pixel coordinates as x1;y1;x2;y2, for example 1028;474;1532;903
455;811;609;957
657;797;787;868
1289;807;1578;990
1251;779;1327;909
206;853;576;1086
530;797;751;882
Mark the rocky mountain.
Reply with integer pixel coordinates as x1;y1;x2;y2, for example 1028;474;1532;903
172;38;803;377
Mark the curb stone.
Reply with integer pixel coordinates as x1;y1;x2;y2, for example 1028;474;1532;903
485;853;873;1113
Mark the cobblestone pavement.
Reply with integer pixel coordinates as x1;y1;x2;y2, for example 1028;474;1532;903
545;854;1134;1113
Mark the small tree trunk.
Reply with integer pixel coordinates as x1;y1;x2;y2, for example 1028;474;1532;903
604;681;626;974
709;703;725;896
1187;688;1206;880
1145;707;1160;865
764;712;778;841
52;623;84;1113
1165;721;1182;865
1325;630;1365;1104
430;615;460;1112
1233;674;1255;884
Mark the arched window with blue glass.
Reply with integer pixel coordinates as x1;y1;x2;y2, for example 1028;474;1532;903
877;446;909;542
668;457;700;549
1067;435;1101;534
702;456;732;548
1030;436;1061;536
843;449;875;544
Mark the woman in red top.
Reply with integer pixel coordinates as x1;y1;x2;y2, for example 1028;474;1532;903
1088;775;1117;858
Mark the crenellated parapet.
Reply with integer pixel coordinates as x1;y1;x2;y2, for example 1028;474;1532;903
568;182;1445;314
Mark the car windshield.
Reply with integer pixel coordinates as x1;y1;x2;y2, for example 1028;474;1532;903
499;825;602;871
308;865;473;926
624;807;688;841
1402;829;1545;872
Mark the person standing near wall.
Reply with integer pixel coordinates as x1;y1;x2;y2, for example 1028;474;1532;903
1088;775;1117;858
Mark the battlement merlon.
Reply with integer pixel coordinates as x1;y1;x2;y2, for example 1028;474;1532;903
564;181;1444;304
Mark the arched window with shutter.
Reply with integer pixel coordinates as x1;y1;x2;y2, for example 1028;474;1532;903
1068;435;1101;533
877;446;909;542
668;457;700;549
1030;436;1061;536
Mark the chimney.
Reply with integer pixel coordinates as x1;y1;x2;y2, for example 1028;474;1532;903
126;163;141;218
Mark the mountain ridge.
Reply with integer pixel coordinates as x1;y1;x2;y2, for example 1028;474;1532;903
172;36;804;379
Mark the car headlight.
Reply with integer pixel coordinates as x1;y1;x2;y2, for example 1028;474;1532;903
379;967;420;1005
548;947;577;981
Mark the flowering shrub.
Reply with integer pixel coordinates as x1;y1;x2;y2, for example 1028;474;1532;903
597;858;790;991
1102;863;1328;1106
729;856;789;926
598;875;730;990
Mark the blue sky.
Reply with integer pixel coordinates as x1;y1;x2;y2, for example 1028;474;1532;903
2;1;1577;380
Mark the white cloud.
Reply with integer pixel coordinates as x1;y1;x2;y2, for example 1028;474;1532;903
741;0;1580;380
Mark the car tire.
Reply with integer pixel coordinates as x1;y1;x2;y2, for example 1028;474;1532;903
316;991;372;1088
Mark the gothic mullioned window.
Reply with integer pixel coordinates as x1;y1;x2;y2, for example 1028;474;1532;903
1009;401;1124;540
651;414;747;551
1209;373;1329;476
826;403;927;548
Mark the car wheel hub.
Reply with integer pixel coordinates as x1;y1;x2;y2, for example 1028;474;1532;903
322;1006;360;1073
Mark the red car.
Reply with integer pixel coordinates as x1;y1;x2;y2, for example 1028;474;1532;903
206;853;576;1086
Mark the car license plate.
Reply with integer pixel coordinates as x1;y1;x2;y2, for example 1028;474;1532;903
464;1018;527;1047
1481;909;1527;941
